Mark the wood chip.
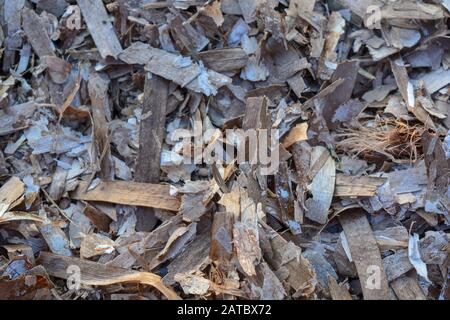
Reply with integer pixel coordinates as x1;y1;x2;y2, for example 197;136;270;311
77;0;123;59
72;180;180;211
282;123;308;149
0;176;25;216
305;146;335;224
391;275;427;300
335;175;386;197
339;210;390;300
119;42;231;96
327;275;352;300
22;8;55;58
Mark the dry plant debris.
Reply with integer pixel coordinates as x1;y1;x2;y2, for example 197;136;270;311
0;0;449;300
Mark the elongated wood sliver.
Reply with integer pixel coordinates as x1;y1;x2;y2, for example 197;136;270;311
339;210;390;300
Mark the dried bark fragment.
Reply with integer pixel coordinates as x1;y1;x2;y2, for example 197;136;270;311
339;210;390;300
322;60;360;129
305;146;335;224
318;11;345;80
37;252;180;300
83;202;113;232
22;8;55;58
80;233;115;259
255;261;287;300
36;0;69;17
0;265;53;300
38;222;73;257
119;42;231;96
48;161;70;201
88;72;114;180
210;211;234;267
264;225;316;297
72;180;180;211
198;48;249;72
135;76;168;182
168;14;209;53
335;175;386;197
43;56;72;84
2;0;25;71
135;75;169;231
282;123;308;149
242;96;269;131
327;275;352;300
391;275;427;300
373;226;409;252
275;161;297;232
292;141;311;219
390;55;415;109
77;0;123;59
180;192;209;222
164;232;211;286
233;188;261;276
150;222;198;270
383;250;414;282
0;177;25;216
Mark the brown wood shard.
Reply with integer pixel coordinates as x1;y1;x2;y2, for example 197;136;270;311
72;180;180;211
37;252;180;300
210;211;234;268
22;8;55;58
88;72;114;180
135;75;169;231
339;209;390;300
77;0;123;59
327;275;353;300
135;75;168;184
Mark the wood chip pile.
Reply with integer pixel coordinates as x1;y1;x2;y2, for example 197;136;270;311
0;0;449;300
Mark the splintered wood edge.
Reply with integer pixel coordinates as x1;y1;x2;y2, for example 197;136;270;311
37;252;180;300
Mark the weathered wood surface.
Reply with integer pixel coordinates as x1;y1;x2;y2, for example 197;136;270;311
72;180;180;211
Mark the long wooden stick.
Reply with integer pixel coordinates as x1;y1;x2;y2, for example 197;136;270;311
135;74;169;230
